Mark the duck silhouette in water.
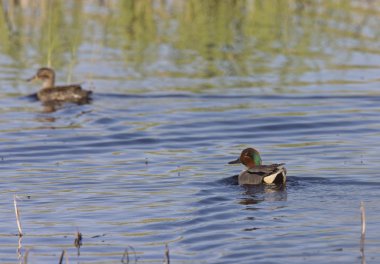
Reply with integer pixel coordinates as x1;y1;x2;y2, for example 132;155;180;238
27;67;92;106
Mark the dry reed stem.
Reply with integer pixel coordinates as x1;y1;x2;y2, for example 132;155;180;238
360;201;366;238
164;244;170;264
360;201;366;263
74;231;82;256
74;231;82;247
17;235;23;259
23;248;30;264
58;249;68;264
121;246;137;264
58;250;65;264
13;195;23;236
121;248;129;264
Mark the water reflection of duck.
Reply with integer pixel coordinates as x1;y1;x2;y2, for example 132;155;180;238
27;67;92;104
229;147;286;185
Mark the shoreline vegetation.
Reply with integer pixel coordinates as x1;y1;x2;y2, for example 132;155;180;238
1;1;379;88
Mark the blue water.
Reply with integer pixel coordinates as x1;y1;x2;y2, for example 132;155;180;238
1;1;380;263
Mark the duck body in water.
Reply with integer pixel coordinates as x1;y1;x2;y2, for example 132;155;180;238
27;67;92;104
229;147;287;185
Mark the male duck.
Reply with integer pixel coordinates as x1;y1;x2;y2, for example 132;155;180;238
27;67;92;104
229;147;286;185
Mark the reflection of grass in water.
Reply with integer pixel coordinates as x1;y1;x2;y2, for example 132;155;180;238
66;2;83;84
181;103;251;113
24;1;84;84
279;141;344;148
0;4;11;56
45;1;54;67
35;1;65;68
43;2;83;82
1;1;380;89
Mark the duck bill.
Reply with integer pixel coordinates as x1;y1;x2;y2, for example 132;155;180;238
26;75;37;82
228;158;241;164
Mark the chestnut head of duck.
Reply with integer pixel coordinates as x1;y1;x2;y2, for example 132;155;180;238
229;147;286;185
228;147;262;169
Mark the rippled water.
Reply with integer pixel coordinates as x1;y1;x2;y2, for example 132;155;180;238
1;1;380;263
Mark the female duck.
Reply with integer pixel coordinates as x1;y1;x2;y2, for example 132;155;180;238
229;147;286;185
27;67;92;104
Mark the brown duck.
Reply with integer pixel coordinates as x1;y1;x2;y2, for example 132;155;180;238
228;147;287;185
27;67;92;104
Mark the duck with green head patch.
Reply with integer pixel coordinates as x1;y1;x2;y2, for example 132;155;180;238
229;147;286;185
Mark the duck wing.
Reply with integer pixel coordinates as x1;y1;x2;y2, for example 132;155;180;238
247;164;286;177
239;164;287;185
38;85;92;103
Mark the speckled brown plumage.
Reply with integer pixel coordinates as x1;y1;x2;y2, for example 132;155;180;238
37;85;92;104
27;67;92;104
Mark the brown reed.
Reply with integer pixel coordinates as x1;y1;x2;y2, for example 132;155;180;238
74;231;83;256
22;248;30;264
121;245;137;264
58;249;68;264
164;243;170;264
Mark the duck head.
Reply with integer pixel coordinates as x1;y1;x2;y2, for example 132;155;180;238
228;147;262;169
27;67;55;89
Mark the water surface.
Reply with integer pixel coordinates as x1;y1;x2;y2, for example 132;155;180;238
1;1;380;263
